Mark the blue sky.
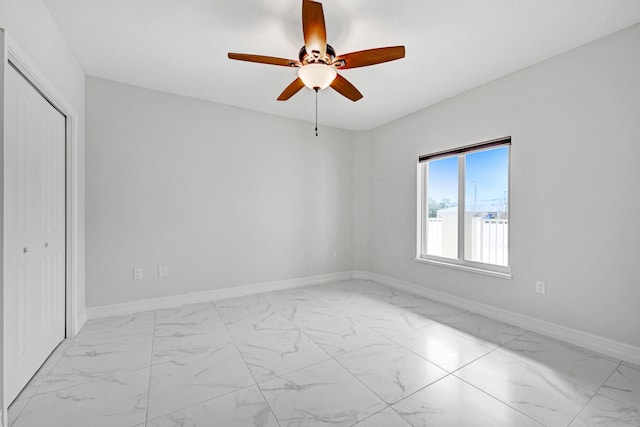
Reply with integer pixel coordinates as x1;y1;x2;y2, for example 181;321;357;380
427;146;508;211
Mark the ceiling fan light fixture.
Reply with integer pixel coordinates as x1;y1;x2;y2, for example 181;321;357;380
228;0;405;103
298;63;337;90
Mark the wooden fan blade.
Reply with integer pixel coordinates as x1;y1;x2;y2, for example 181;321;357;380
334;46;405;69
277;78;306;101
228;53;300;67
302;0;327;60
330;74;363;102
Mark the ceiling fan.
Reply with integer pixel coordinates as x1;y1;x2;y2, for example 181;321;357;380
228;0;406;102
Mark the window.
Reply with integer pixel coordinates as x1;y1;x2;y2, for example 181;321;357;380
417;137;511;277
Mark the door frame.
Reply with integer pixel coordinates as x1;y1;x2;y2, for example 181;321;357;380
1;29;83;423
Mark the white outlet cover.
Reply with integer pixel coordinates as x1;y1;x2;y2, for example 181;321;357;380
535;281;546;294
158;265;168;277
133;268;143;280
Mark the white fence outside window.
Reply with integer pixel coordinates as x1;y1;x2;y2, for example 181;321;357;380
426;217;509;266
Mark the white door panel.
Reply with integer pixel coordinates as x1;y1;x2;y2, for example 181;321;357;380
5;64;66;403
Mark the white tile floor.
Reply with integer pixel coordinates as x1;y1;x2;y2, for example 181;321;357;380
8;279;640;427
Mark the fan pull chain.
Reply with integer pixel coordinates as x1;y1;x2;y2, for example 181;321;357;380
315;88;319;137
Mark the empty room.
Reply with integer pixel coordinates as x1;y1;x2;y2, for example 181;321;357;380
1;0;640;426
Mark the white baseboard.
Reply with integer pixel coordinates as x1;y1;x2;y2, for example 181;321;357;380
357;271;640;366
85;269;640;366
75;310;88;335
351;271;372;281
87;271;354;320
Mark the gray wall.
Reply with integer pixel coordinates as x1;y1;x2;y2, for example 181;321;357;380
86;78;354;307
351;131;373;272
358;24;640;347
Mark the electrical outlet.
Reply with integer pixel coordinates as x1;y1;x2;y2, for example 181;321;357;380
158;265;168;277
535;281;546;294
133;268;143;280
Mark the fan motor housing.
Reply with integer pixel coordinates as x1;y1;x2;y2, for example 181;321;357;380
299;44;336;65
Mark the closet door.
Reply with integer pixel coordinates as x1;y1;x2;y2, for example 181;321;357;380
5;63;66;403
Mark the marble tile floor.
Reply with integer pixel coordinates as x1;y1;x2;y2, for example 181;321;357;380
8;279;640;427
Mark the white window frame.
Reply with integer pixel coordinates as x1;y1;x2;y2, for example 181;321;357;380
416;137;512;279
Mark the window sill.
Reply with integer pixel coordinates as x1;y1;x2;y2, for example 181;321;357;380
415;257;512;280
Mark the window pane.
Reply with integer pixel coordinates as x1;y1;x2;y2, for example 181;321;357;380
426;156;458;258
464;146;509;266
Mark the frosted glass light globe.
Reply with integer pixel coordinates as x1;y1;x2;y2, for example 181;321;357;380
298;63;337;90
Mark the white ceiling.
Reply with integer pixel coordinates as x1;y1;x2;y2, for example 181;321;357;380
43;0;640;131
